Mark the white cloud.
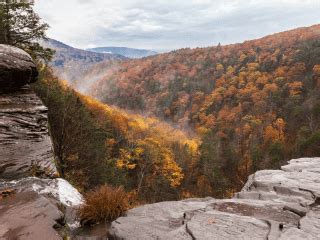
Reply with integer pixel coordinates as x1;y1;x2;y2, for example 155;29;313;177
34;0;320;50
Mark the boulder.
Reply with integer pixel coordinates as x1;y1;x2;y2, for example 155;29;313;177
108;158;320;240
0;177;84;240
0;44;38;92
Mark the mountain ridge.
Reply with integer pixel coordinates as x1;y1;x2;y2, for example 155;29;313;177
40;38;126;82
87;46;157;59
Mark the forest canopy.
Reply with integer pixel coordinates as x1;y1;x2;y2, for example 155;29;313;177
73;24;320;197
34;69;202;201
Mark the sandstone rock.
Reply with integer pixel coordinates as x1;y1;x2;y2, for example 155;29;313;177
186;210;270;240
0;86;57;179
0;44;38;91
72;222;111;240
0;45;55;180
108;158;320;240
0;177;84;240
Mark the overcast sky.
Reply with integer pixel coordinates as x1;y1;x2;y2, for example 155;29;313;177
34;0;320;51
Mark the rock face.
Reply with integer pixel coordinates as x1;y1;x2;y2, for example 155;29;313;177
108;158;320;240
0;45;83;240
0;44;38;91
0;44;56;179
0;86;57;179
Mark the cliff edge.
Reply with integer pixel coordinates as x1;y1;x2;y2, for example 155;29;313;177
0;44;83;240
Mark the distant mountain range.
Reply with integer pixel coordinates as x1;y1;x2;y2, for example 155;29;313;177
41;39;159;82
40;39;126;82
87;47;157;59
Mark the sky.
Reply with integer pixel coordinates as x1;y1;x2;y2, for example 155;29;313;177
34;0;320;51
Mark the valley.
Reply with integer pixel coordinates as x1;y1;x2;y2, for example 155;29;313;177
48;24;320;199
1;1;320;238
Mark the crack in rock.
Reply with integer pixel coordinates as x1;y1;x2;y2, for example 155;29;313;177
108;158;320;239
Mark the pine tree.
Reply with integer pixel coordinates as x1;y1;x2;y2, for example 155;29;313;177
0;0;54;61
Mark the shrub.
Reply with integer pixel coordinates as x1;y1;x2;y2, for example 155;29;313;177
79;185;134;225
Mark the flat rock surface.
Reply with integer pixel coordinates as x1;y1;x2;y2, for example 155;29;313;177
0;190;62;240
0;86;57;179
0;44;38;91
108;158;320;240
0;177;84;240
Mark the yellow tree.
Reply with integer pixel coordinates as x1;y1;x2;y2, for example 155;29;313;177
264;118;286;143
117;138;184;194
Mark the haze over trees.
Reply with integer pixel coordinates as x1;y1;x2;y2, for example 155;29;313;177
77;24;320;196
34;69;201;201
40;39;126;83
4;0;320;202
33;23;320;200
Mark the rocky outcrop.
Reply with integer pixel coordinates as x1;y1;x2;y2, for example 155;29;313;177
0;44;38;92
108;158;320;240
0;45;83;239
0;86;57;179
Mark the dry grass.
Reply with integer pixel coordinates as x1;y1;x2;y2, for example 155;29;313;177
79;185;136;225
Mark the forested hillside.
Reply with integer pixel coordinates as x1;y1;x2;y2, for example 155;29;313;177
34;69;202;202
77;24;320;195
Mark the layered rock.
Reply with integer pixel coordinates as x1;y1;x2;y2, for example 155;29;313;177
0;45;56;179
108;157;320;240
0;86;57;179
0;45;83;239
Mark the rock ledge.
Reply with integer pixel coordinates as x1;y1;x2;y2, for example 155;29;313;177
109;157;320;240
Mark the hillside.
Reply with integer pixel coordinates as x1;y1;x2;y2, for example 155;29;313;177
74;24;320;195
34;68;202;201
87;47;157;59
40;39;126;83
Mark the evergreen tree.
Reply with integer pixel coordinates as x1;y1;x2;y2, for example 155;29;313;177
0;0;54;61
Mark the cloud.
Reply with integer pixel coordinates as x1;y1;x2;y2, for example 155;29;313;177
34;0;320;50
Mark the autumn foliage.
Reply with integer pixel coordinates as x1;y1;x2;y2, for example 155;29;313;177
34;68;200;201
36;24;320;201
73;24;320;196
